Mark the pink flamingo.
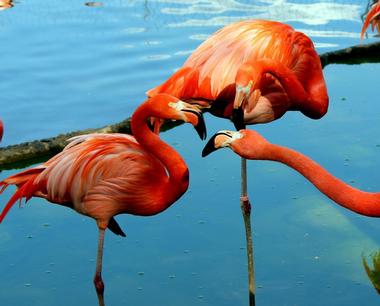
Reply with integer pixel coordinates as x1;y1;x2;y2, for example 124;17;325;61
147;20;329;304
203;129;380;217
0;120;3;141
0;94;206;306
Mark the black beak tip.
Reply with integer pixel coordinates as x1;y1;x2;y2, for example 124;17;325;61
195;114;207;140
232;107;245;131
201;134;218;157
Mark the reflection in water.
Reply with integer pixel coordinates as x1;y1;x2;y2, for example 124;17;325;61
144;0;151;20
161;0;362;41
161;0;360;26
296;29;359;39
0;0;13;10
0;1;378;305
363;251;380;294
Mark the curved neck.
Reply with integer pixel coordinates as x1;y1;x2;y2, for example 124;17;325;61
265;143;380;217
131;102;189;204
253;58;328;119
254;58;308;103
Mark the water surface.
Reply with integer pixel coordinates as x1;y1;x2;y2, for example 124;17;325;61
1;1;379;305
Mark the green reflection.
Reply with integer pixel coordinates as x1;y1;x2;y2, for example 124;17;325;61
363;251;380;294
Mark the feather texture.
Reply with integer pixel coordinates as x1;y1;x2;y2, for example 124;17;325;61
147;19;328;125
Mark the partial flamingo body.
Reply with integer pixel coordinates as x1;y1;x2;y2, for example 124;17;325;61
147;20;328;129
203;129;380;217
0;94;206;306
361;1;380;39
0;120;3;141
0;0;13;10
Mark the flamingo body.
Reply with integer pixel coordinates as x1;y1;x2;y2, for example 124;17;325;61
147;20;328;127
1;134;172;223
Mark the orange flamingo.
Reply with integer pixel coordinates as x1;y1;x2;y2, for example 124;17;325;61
148;20;328;305
147;19;329;131
361;1;380;39
203;129;380;217
0;94;206;306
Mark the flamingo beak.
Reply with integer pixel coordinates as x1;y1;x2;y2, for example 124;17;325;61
232;83;252;131
202;131;235;157
232;107;245;131
182;108;207;140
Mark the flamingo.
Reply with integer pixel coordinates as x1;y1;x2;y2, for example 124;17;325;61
0;120;3;141
0;94;206;306
202;129;380;217
147;19;328;131
147;20;329;304
361;1;380;39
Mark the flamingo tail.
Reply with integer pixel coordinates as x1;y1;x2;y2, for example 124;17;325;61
0;168;44;223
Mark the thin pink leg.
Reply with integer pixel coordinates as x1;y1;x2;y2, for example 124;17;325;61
241;157;255;306
94;228;106;306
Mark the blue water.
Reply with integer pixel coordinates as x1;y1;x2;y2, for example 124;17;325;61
1;1;380;305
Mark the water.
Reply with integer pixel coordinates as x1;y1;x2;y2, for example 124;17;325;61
1;1;379;305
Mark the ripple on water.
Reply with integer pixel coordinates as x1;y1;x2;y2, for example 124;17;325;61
174;49;194;56
123;27;147;34
143;54;172;61
189;34;210;41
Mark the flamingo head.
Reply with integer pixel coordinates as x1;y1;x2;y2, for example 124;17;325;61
147;94;207;140
202;129;269;160
233;65;262;131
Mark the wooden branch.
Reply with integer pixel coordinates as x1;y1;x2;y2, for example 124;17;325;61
1;41;379;170
319;40;380;68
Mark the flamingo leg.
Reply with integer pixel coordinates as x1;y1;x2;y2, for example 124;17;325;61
240;157;256;306
94;228;106;306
